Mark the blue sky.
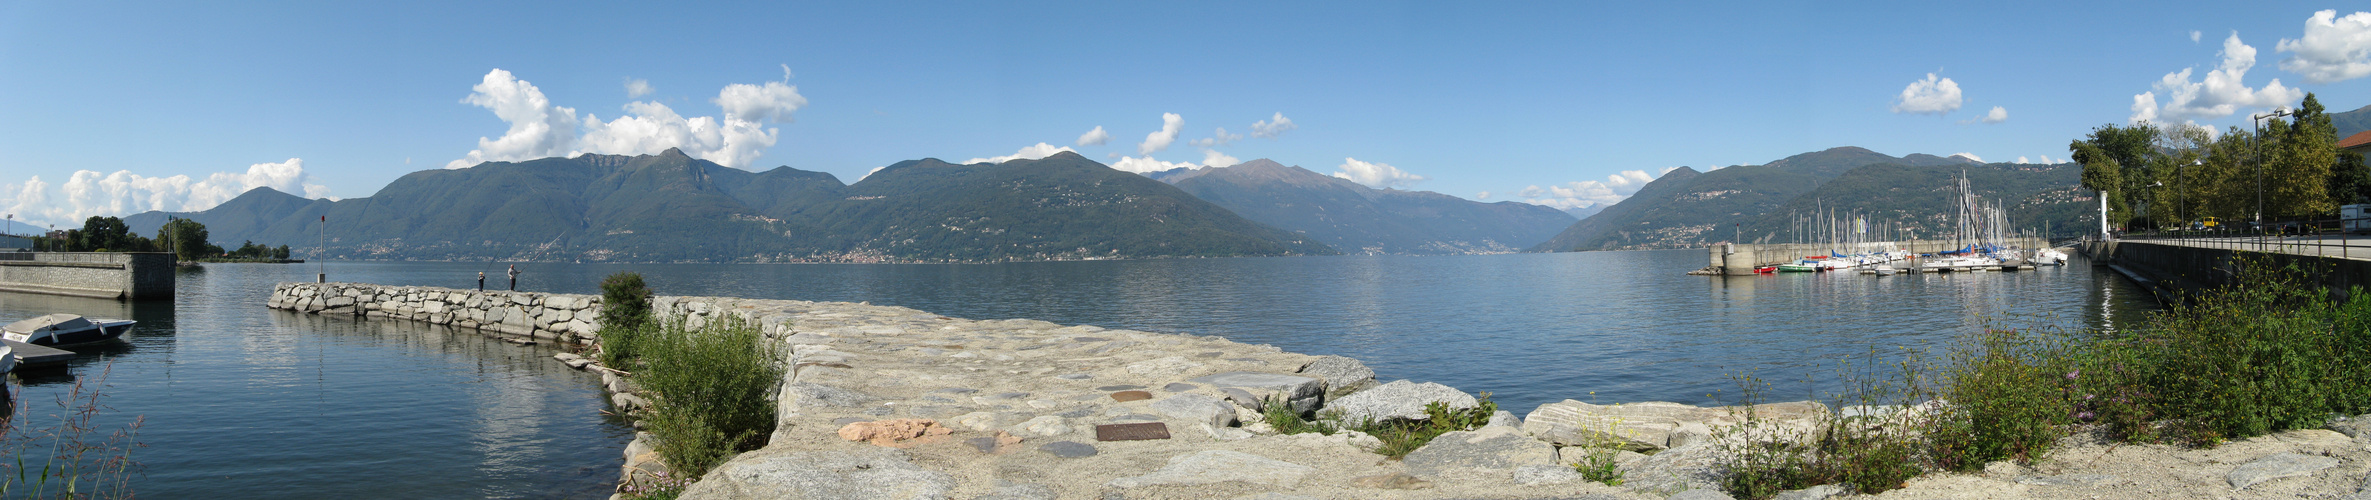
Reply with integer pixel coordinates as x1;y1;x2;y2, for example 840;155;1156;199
2;1;2367;232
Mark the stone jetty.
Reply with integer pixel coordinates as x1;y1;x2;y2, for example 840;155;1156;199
268;282;2371;499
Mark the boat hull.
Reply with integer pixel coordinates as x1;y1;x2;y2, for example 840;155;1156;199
1;319;134;347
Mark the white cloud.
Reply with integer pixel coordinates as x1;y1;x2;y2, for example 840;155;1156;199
1476;191;1492;200
1890;73;1963;115
1076;126;1110;146
452;68;807;170
2138;32;2304;123
1138;113;1183;155
859;166;886;181
2129;92;2161;124
2017;156;2030;164
1189;127;1243;148
1331;157;1426;189
1251;112;1296;138
625;78;654;98
1953;152;1983;163
2276;10;2371;84
2042;154;2061;164
1978;106;2008;124
1;159;334;229
448;69;582;169
1516;169;1661;210
965;143;1075;164
1108;156;1198;174
2192;30;2203;43
1200;149;1240;168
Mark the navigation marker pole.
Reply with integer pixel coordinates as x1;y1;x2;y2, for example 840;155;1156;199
318;215;326;283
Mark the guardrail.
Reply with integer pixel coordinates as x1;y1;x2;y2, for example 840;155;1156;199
2108;217;2371;261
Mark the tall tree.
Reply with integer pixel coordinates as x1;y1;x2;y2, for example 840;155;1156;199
157;218;211;261
2072;123;2157;229
2270;93;2337;217
78;216;132;251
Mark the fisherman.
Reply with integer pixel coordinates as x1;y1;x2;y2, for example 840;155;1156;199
507;265;520;291
477;271;486;291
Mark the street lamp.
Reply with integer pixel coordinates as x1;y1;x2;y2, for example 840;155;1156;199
2253;108;2293;229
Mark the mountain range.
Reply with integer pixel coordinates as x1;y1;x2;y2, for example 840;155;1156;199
1153;160;1575;255
1530;147;1998;252
128;149;1334;262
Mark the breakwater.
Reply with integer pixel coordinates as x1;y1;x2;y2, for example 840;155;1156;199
1703;237;2052;275
0;251;175;299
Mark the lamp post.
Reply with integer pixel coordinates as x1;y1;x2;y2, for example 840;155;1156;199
2253;109;2293;229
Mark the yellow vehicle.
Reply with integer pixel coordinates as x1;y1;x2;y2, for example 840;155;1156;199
2195;217;2219;230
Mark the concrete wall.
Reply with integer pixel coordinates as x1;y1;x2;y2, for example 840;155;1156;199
0;252;175;299
2094;241;2371;302
1707;237;2052;275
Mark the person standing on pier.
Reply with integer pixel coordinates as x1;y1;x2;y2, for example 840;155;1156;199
507;265;520;291
477;271;486;291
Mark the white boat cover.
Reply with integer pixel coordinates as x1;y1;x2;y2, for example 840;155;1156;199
4;313;93;334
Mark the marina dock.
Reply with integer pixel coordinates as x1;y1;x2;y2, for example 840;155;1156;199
5;339;76;368
1701;237;2054;276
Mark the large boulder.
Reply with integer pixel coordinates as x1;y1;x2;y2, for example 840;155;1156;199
1297;355;1376;395
1187;371;1324;414
1325;380;1477;424
1401;426;1556;480
1523;400;1830;451
679;447;955;499
1151;393;1240;429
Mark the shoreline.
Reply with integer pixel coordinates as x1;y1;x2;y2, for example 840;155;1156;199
266;281;2371;499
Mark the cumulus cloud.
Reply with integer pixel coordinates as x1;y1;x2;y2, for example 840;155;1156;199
2276;10;2371;84
1516;169;1661;210
1251;112;1296;138
1891;73;1963;115
2042;154;2061;164
1138;113;1183;155
1108;156;1198;174
2129;92;2161;124
2192;30;2203;43
1;159;335;228
625;78;654;98
965;143;1075;164
1200;149;1240;168
2017;156;2030;164
1189;127;1242;148
1953;153;1983;163
1975;106;2008;124
1331;158;1426;189
450;68;807;170
1476;191;1492;200
2133;32;2304;123
448;69;582;169
1076;126;1110;146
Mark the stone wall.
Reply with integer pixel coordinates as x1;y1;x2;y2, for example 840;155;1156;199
0;252;175;299
270;282;607;342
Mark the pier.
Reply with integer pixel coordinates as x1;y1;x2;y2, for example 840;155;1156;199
0;252;176;300
1701;237;2052;275
4;339;77;368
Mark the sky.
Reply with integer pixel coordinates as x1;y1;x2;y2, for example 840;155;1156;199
2;1;2368;233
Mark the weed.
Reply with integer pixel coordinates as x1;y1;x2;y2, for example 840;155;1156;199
1352;392;1498;459
1261;396;1337;436
0;364;145;499
636;314;785;480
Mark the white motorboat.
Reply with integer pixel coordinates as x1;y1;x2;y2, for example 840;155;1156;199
0;341;14;376
2031;248;2068;266
3;314;135;347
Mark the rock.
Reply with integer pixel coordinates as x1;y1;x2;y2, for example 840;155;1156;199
2327;414;2371;439
1667;489;1738;500
1487;410;1520;428
965;432;1024;454
1200;423;1254;441
1188;372;1325;413
1403;426;1556;480
1219;388;1264;410
1512;464;1583;485
2227;452;2339;490
678;447;954;500
974;480;1057;500
611;393;650;411
1150;393;1239;429
1617;442;1725;494
954;412;1017;432
1007;416;1072;437
1524;400;1829;451
1349;472;1431;490
1298;355;1376;394
1772;484;1850;500
836;418;954;447
2017;473;2115;487
1163;382;1198;392
1038;441;1098;458
1325;380;1477;424
1107;450;1314;489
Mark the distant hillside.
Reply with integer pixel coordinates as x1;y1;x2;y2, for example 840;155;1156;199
1163;159;1575;254
1560;203;1606;220
1735;162;2089;244
1530;147;1997;252
2336;104;2371;140
125;149;1335;262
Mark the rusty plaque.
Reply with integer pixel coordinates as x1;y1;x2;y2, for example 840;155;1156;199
1108;390;1153;402
1095;422;1171;441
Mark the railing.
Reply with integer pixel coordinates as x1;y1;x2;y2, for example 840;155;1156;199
2109;217;2371;261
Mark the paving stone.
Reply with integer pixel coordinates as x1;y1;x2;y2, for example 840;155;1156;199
1110;390;1152;402
1095;385;1145;391
1105;450;1314;488
1038;441;1098;458
1163;383;1198;392
679;447;954;500
1151;393;1239;428
2228;452;2340;490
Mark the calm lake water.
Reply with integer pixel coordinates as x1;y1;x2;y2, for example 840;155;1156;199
2;249;2155;497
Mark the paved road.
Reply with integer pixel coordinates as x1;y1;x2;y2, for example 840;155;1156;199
2121;233;2371;261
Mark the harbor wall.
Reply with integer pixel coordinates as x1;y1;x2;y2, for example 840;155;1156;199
0;252;176;300
1706;237;2052;275
2087;240;2371;302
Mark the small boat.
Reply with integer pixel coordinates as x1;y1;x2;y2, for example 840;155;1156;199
0;341;14;375
2031;248;2068;266
1776;261;1820;273
1754;265;1778;274
3;314;135;347
1875;264;1898;276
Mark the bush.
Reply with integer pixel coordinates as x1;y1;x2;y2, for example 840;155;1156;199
597;272;655;367
636;314;785;480
1354;392;1497;459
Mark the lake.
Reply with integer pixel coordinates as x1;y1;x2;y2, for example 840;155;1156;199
2;249;2154;497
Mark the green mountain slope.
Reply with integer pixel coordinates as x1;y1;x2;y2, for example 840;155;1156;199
1166;159;1575;254
1736;162;2089;244
1529;147;1989;252
123;149;1333;262
2336;104;2371;140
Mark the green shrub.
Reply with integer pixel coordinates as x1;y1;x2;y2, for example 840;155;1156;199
637;314;785;479
1923;326;2078;470
597;272;655;367
1354;392;1498;459
1262;397;1338;436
